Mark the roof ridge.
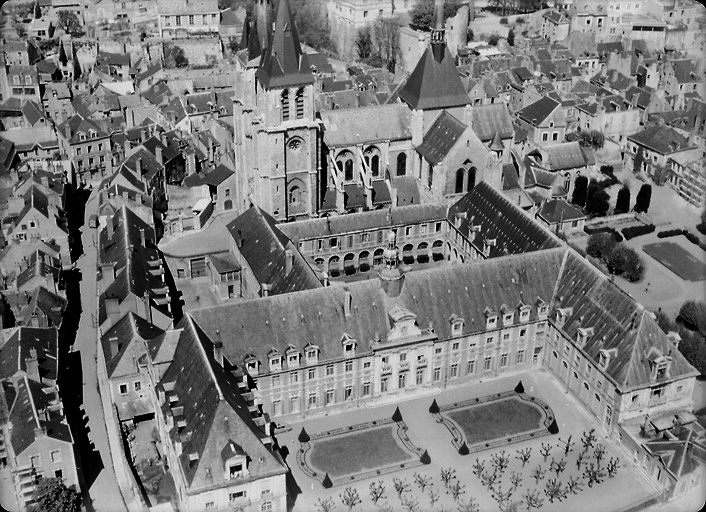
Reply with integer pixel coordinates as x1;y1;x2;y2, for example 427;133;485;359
23;374;41;430
187;316;223;400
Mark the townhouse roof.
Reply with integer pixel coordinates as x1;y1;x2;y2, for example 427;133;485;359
16;249;61;290
0;327;58;382
10;286;67;329
321;104;411;146
537;198;586;224
225;206;322;296
471;103;514;142
543;9;569;24
8;376;72;456
627;125;693;154
417;110;467;165
101;312;164;378
57;114;109;144
0;137;15;175
278;203;448;241
255;0;315;89
143;81;174;106
97;50;130;67
398;42;470;111
517;96;561;126
156;317;287;491
530;141;595;171
122;147;163;182
670;59;699;84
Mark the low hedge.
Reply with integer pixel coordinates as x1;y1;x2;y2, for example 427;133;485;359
622;224;655;240
684;230;700;244
585;225;612;235
657;229;685;238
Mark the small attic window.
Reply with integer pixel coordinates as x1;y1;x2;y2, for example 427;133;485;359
287;352;300;367
519;306;531;322
79;132;86;141
305;347;318;363
246;360;258;372
344;342;355;355
576;327;594;347
485;311;498;330
450;315;464;336
269;356;282;372
503;312;514;325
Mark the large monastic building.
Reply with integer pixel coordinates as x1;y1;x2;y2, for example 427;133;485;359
233;0;507;222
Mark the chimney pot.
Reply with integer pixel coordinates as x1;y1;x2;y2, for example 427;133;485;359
285;249;293;275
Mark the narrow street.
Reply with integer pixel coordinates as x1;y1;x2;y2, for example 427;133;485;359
59;185;126;512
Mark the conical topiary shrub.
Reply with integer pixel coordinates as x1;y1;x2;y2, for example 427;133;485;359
514;381;525;394
298;427;310;443
420;449;431;464
548;419;559;435
392;406;403;422
322;473;332;488
458;441;469;455
429;399;440;414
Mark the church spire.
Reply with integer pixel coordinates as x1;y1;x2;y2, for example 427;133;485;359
255;0;314;89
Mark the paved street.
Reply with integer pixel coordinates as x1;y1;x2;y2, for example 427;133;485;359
69;187;126;511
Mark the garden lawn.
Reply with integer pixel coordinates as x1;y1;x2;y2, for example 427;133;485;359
643;241;706;281
448;396;543;445
308;426;412;477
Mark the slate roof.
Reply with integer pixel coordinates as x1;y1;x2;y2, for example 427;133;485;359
532;142;594;171
279;203;448;241
627;125;693;154
157;317;287;491
101;312;164;378
393;176;421;206
417;111;467;165
57;114;109;144
225;207;322;295
0;327;58;382
398;43;470;111
321;104;411;146
471;103;514;142
448;182;561;257
16;249;61;289
0;137;15;175
122;147;163;182
543;10;568;23
8;376;72;456
670;59;699;84
644;428;706;479
537;199;586;223
517;96;560;126
255;0;314;89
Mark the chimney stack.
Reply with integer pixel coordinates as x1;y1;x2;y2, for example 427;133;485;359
285;249;293;275
109;336;119;357
213;329;224;366
106;217;114;238
260;283;271;297
155;146;163;166
25;348;41;382
143;291;152;324
105;296;121;326
343;290;352;317
64;124;71;140
140;228;146;247
135;157;142;175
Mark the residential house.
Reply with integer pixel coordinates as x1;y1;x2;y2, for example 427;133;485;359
516;96;567;146
541;10;570;43
57;114;113;184
667;153;705;208
536;198;587;235
624;124;700;183
157;0;220;39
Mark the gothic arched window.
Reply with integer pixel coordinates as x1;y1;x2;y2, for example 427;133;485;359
396;153;407;176
281;90;290;121
455;169;465;193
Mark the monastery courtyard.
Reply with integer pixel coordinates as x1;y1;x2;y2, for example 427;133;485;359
279;370;661;512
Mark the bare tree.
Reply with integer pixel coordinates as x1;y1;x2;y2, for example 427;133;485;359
539;442;552;462
481;469;499;488
510;471;523;491
401;495;420;512
428;487;440;508
607;457;620;478
576;451;585;470
456;497;480;512
594;444;606;465
516;447;532;467
531;465;546;485
369;481;386;505
544;478;567;503
440;467;457;488
447;480;466;502
316;497;336;512
523;489;545;510
393;477;410;499
413;473;431;493
472;458;486;476
583;462;606;487
558;435;574;456
376;503;393;512
549;458;567;476
490;450;510;473
567;476;583;494
581;428;597;452
371;16;400;72
340;487;361;511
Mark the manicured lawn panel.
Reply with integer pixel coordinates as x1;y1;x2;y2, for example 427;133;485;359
308;426;412;477
643;242;706;281
448;397;543;445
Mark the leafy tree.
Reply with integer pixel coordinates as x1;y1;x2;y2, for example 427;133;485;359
372;17;400;72
500;17;509;24
410;0;462;29
393;477;410;498
585;181;611;217
290;0;331;50
165;44;189;68
578;130;605;149
457;497;480;512
677;301;706;335
633;146;645;174
634;183;652;213
677;328;706;376
57;11;84;36
614;185;631;214
487;34;501;46
507;28;515;46
489;0;516;15
227;36;240;53
697;208;706;234
571;175;589;206
356;26;373;60
606;245;639;279
32;477;81;512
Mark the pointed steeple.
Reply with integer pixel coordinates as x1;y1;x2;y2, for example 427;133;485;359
490;131;504;151
255;0;314;89
58;40;68;66
240;11;262;62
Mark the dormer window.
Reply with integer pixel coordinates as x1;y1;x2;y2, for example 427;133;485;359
519;305;531;322
269;355;282;372
555;307;573;327
501;306;514;326
598;348;615;369
229;463;243;479
484;307;498;329
576;327;594;347
449;314;464;336
342;334;356;356
305;347;319;364
287;352;300;368
245;358;259;375
79;132;86;141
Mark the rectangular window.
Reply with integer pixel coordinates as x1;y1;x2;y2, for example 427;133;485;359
189;15;194;24
416;369;424;385
230;491;246;502
450;364;458;378
381;377;389;392
542;132;549;141
134;381;141;391
502;333;510;341
452;342;460;351
344;387;352;400
329;237;338;248
484;357;492;371
517;350;524;364
435;222;442;232
190;257;207;278
290;371;298;383
326;364;334;376
347;235;353;247
119;384;128;394
434;347;442;354
363;361;371;369
405;226;412;236
467;360;475;374
76;147;82;155
308;393;317;407
520;328;527;337
433;367;441;381
308;369;316;380
486;336;494;344
272;375;280;387
50;450;61;463
362;382;371;396
345;361;353;372
325;389;334;405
